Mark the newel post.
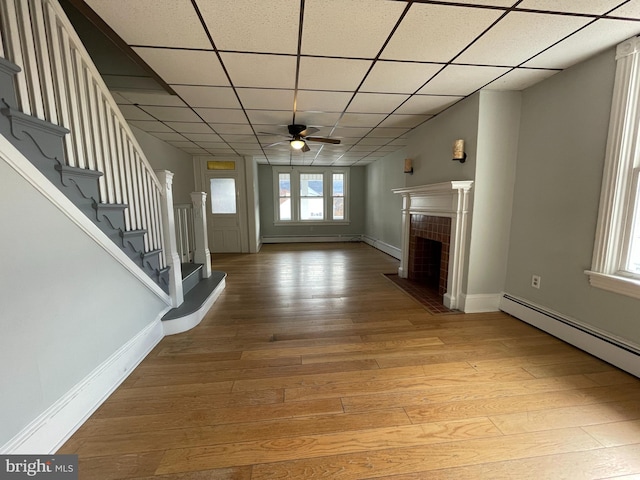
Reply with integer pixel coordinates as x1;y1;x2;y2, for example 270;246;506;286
155;170;184;307
191;192;212;278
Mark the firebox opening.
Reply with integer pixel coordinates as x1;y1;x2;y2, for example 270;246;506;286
413;237;442;292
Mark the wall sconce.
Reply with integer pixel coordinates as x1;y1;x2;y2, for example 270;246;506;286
452;139;467;163
404;158;413;174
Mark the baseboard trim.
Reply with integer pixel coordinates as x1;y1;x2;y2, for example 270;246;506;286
163;278;226;335
361;235;402;259
0;319;164;454
261;235;363;244
500;293;640;378
460;293;501;313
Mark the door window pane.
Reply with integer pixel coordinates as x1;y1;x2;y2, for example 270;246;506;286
210;178;236;214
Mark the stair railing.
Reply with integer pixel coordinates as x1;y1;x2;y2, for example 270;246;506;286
0;0;166;270
173;203;195;264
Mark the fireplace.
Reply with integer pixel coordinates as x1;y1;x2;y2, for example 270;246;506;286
408;215;451;296
393;181;473;311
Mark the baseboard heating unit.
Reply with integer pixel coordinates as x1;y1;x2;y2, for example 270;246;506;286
499;294;640;378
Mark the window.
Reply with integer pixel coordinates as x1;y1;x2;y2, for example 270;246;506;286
587;36;640;299
210;178;236;214
273;167;349;224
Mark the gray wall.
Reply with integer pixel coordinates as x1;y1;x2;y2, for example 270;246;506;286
131;126;195;204
406;94;479;186
466;90;521;295
505;48;640;343
258;164;366;239
364;149;406;249
0;159;167;447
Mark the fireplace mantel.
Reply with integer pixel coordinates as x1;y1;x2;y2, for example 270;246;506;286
393;181;473;310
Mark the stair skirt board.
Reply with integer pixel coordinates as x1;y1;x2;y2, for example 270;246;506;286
163;272;227;336
0;134;171;303
0;318;166;454
500;294;640;378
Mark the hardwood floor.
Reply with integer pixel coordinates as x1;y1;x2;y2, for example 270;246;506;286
59;243;640;479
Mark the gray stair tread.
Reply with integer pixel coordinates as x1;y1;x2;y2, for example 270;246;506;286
162;271;226;321
181;263;202;280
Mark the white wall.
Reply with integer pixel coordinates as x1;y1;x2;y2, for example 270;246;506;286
0;154;167;448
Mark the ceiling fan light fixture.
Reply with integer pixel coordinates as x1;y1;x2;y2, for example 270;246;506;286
290;138;306;150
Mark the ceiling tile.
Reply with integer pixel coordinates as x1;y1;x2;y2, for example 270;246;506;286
486;68;558;90
609;0;640;18
523;19;640;69
295;112;342;127
209;124;254;135
172;86;241;109
118;104;155;121
194;108;247;123
236;89;294;110
183;133;224;142
360;61;443;94
111;92;131;104
221;53;296;89
133;48;228;86
119;90;186;107
395;95;463;115
302;0;406;58
436;0;516;5
381;3;504;62
182;148;208;154
128;120;173;132
357;137;394;146
218;134;258;143
347;93;410;114
456;12;592;66
168;140;199;148
141;106;202;122
331;127;373;138
195;0;299;53
517;0;623;14
296;91;353;112
165;122;216;133
419;65;511;95
246;111;294;126
367;127;410;138
338;113;387;128
378;114;431;129
149;132;187;141
298;57;372;91
86;0;210;48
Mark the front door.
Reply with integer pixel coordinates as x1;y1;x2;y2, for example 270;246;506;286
207;172;243;253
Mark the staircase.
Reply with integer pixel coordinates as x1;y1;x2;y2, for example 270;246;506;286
0;57;170;293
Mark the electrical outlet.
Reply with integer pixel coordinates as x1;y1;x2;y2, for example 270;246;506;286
531;275;541;289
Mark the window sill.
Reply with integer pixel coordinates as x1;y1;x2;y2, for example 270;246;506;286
274;221;350;226
585;270;640;300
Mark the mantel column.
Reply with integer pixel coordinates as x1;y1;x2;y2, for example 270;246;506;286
191;192;212;278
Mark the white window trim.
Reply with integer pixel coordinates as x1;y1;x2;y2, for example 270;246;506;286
273;166;350;225
586;36;640;300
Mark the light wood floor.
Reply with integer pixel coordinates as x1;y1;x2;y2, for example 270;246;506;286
60;243;640;479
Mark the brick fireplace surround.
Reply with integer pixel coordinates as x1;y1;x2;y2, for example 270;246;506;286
393;181;473;311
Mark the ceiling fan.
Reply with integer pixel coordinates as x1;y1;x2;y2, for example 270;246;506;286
262;124;341;153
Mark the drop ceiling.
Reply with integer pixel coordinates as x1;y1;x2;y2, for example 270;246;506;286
79;0;640;166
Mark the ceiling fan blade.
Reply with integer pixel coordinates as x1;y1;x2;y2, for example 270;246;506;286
302;142;310;153
305;136;341;145
299;126;320;137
